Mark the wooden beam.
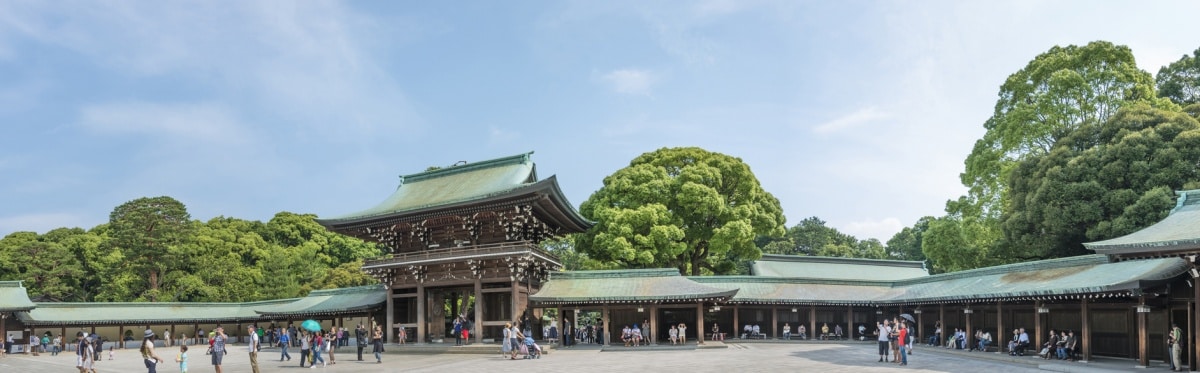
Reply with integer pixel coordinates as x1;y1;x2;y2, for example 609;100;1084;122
1034;300;1042;351
771;307;778;339
474;278;483;344
385;284;394;344
1138;296;1149;367
846;305;853;341
416;283;425;344
997;301;1004;354
1081;298;1091;362
965;306;973;351
602;304;610;346
696;302;704;344
809;306;816;342
939;304;945;347
733;306;739;340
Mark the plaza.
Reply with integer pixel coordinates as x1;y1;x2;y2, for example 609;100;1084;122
0;341;1081;373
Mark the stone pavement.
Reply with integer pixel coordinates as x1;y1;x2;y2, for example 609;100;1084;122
0;342;1162;373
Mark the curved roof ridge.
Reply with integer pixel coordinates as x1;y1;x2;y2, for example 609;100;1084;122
897;254;1110;285
401;152;533;184
758;254;926;269
550;268;679;280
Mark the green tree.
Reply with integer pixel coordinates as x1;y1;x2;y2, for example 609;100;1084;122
885;216;933;261
1000;102;1200;260
108;196;192;301
541;237;592;271
1157;47;1200;106
577;147;786;275
957;42;1158;251
921;215;996;273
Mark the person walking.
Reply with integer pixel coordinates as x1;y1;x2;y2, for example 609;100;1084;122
246;325;260;373
877;320;891;362
1171;323;1183;371
210;326;227;373
278;328;291;362
372;325;384;364
355;324;366;361
897;320;909;366
298;331;311;368
140;330;164;373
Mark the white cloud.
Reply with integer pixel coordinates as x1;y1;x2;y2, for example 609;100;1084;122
599;68;658;96
811;106;889;134
839;217;905;242
80;102;248;144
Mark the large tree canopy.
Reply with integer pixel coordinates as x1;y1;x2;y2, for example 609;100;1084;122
0;198;381;302
108;196;192;301
577;147;786;275
1000;102;1200;260
1157;47;1200;106
961;41;1157;221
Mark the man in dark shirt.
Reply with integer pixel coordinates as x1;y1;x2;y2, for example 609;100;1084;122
355;324;366;361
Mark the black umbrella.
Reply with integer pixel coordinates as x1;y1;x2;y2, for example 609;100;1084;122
899;313;915;323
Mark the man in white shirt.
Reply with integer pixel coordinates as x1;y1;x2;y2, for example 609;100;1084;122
877;320;891;362
1013;328;1030;356
247;326;260;373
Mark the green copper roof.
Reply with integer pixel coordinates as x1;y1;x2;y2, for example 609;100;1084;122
319;153;538;223
16;285;386;326
1085;189;1200;255
254;284;385;317
18;299;294;326
530;269;738;305
751;255;928;281
695;255;1188;306
0;281;36;312
894;255;1187;303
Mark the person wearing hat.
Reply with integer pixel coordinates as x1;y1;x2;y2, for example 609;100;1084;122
140;329;164;373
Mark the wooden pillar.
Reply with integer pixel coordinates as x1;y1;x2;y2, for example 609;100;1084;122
1081;298;1091;362
1194;281;1200;372
1190;299;1196;371
1138;297;1149;367
846;305;853;341
0;313;5;351
809;306;816;341
601;304;610;346
1034;300;1042;350
511;281;520;326
649;305;658;345
733;306;740;339
696;302;704;344
193;323;198;345
917;309;924;342
965;306;973;351
771;307;778;339
416;283;425;344
170;324;176;347
939;303;946;347
118;325;125;349
385;288;394;344
996;301;1004;354
474;279;483;344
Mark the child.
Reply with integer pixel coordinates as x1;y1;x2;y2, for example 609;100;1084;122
108;345;114;360
175;345;189;373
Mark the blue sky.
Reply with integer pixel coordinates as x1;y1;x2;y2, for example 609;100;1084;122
2;1;1199;241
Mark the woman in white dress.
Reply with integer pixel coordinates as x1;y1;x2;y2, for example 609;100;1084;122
678;323;687;344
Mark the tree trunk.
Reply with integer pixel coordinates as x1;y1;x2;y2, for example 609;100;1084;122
149;270;158;301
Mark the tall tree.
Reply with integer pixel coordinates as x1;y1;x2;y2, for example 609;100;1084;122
957;41;1157;246
107;196;192;301
1000;102;1200;260
577;147;786;275
885;216;933;261
1157;47;1200;106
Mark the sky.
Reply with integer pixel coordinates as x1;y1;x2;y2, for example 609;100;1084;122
2;1;1199;242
